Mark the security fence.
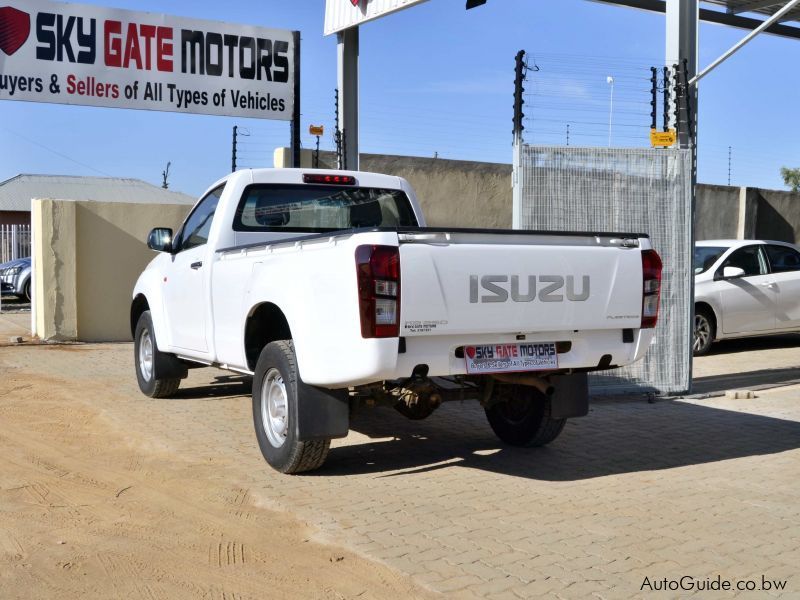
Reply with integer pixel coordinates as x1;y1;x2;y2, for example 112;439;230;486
514;145;693;396
0;224;31;263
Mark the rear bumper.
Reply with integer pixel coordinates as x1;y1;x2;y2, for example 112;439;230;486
305;328;654;388
396;328;654;379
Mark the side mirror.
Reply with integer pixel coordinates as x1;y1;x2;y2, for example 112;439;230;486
717;266;746;280
147;228;173;253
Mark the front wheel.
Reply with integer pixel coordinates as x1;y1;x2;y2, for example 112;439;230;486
485;384;566;447
134;311;181;398
252;341;330;474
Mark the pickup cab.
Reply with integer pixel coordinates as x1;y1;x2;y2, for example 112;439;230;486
132;168;662;473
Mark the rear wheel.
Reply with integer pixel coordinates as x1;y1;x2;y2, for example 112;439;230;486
252;341;330;474
693;308;715;356
134;311;181;398
485;384;565;447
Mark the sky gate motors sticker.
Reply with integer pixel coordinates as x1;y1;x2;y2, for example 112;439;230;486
0;0;294;120
464;343;559;374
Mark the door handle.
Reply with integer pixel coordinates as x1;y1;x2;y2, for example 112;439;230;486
190;261;203;270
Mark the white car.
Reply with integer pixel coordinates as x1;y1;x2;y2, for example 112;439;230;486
694;239;800;355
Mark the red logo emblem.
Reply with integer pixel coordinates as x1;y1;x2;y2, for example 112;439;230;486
0;6;30;56
466;346;476;359
350;0;359;5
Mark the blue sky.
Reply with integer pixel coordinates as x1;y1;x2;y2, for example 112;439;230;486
1;0;798;197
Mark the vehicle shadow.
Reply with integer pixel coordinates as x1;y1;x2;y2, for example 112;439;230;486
0;295;31;314
707;333;800;355
170;374;252;400
320;399;800;481
692;367;800;395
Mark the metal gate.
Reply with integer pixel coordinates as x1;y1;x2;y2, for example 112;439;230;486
0;224;31;263
514;145;693;396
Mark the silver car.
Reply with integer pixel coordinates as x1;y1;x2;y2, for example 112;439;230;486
0;256;31;302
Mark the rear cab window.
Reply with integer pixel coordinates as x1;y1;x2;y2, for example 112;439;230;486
232;184;418;233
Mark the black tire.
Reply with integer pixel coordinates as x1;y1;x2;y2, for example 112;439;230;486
22;278;31;303
252;340;330;474
134;311;181;398
485;385;566;447
693;307;715;356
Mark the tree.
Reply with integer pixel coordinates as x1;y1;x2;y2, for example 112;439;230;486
781;166;800;192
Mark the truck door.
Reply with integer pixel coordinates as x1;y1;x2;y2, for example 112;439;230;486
162;185;224;353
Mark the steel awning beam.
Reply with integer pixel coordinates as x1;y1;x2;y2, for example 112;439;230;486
591;0;800;38
691;0;800;83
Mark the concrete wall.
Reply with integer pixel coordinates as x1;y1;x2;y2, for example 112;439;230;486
276;148;800;243
754;188;800;243
274;148;513;227
32;199;191;342
694;185;740;241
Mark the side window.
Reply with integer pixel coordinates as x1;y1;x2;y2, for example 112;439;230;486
721;245;767;277
177;185;225;252
766;245;800;273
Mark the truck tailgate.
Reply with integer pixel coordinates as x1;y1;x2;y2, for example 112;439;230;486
398;231;644;337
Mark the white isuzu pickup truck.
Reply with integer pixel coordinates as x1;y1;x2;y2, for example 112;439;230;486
132;168;662;473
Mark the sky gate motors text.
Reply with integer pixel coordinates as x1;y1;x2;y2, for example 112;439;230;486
34;12;290;83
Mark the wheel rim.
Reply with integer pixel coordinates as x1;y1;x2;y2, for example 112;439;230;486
138;330;154;381
694;314;711;352
261;368;289;448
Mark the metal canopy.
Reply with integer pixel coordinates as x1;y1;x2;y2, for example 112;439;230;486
706;0;800;22
593;0;800;38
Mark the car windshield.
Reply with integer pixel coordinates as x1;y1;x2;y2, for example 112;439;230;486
694;246;727;274
233;184;418;233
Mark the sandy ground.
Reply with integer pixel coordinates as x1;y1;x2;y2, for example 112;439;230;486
0;350;434;600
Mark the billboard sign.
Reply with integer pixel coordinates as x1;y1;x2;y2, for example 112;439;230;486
0;0;295;120
324;0;430;35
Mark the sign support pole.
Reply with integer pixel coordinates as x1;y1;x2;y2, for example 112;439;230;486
291;31;302;168
337;27;359;171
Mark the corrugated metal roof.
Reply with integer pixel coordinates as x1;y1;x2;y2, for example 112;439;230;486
0;174;196;212
704;0;800;23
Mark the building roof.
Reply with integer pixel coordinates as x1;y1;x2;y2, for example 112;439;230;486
0;174;196;212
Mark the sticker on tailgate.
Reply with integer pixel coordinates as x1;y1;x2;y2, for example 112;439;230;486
464;343;558;374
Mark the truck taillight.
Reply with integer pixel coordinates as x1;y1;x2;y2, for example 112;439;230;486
355;245;400;338
641;249;663;329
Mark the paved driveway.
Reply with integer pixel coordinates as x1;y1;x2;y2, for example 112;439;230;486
1;343;798;598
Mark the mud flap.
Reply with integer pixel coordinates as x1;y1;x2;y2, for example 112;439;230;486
549;373;589;419
154;345;188;380
296;386;350;441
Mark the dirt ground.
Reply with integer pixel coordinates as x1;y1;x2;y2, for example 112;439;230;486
2;334;799;599
0;348;434;600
